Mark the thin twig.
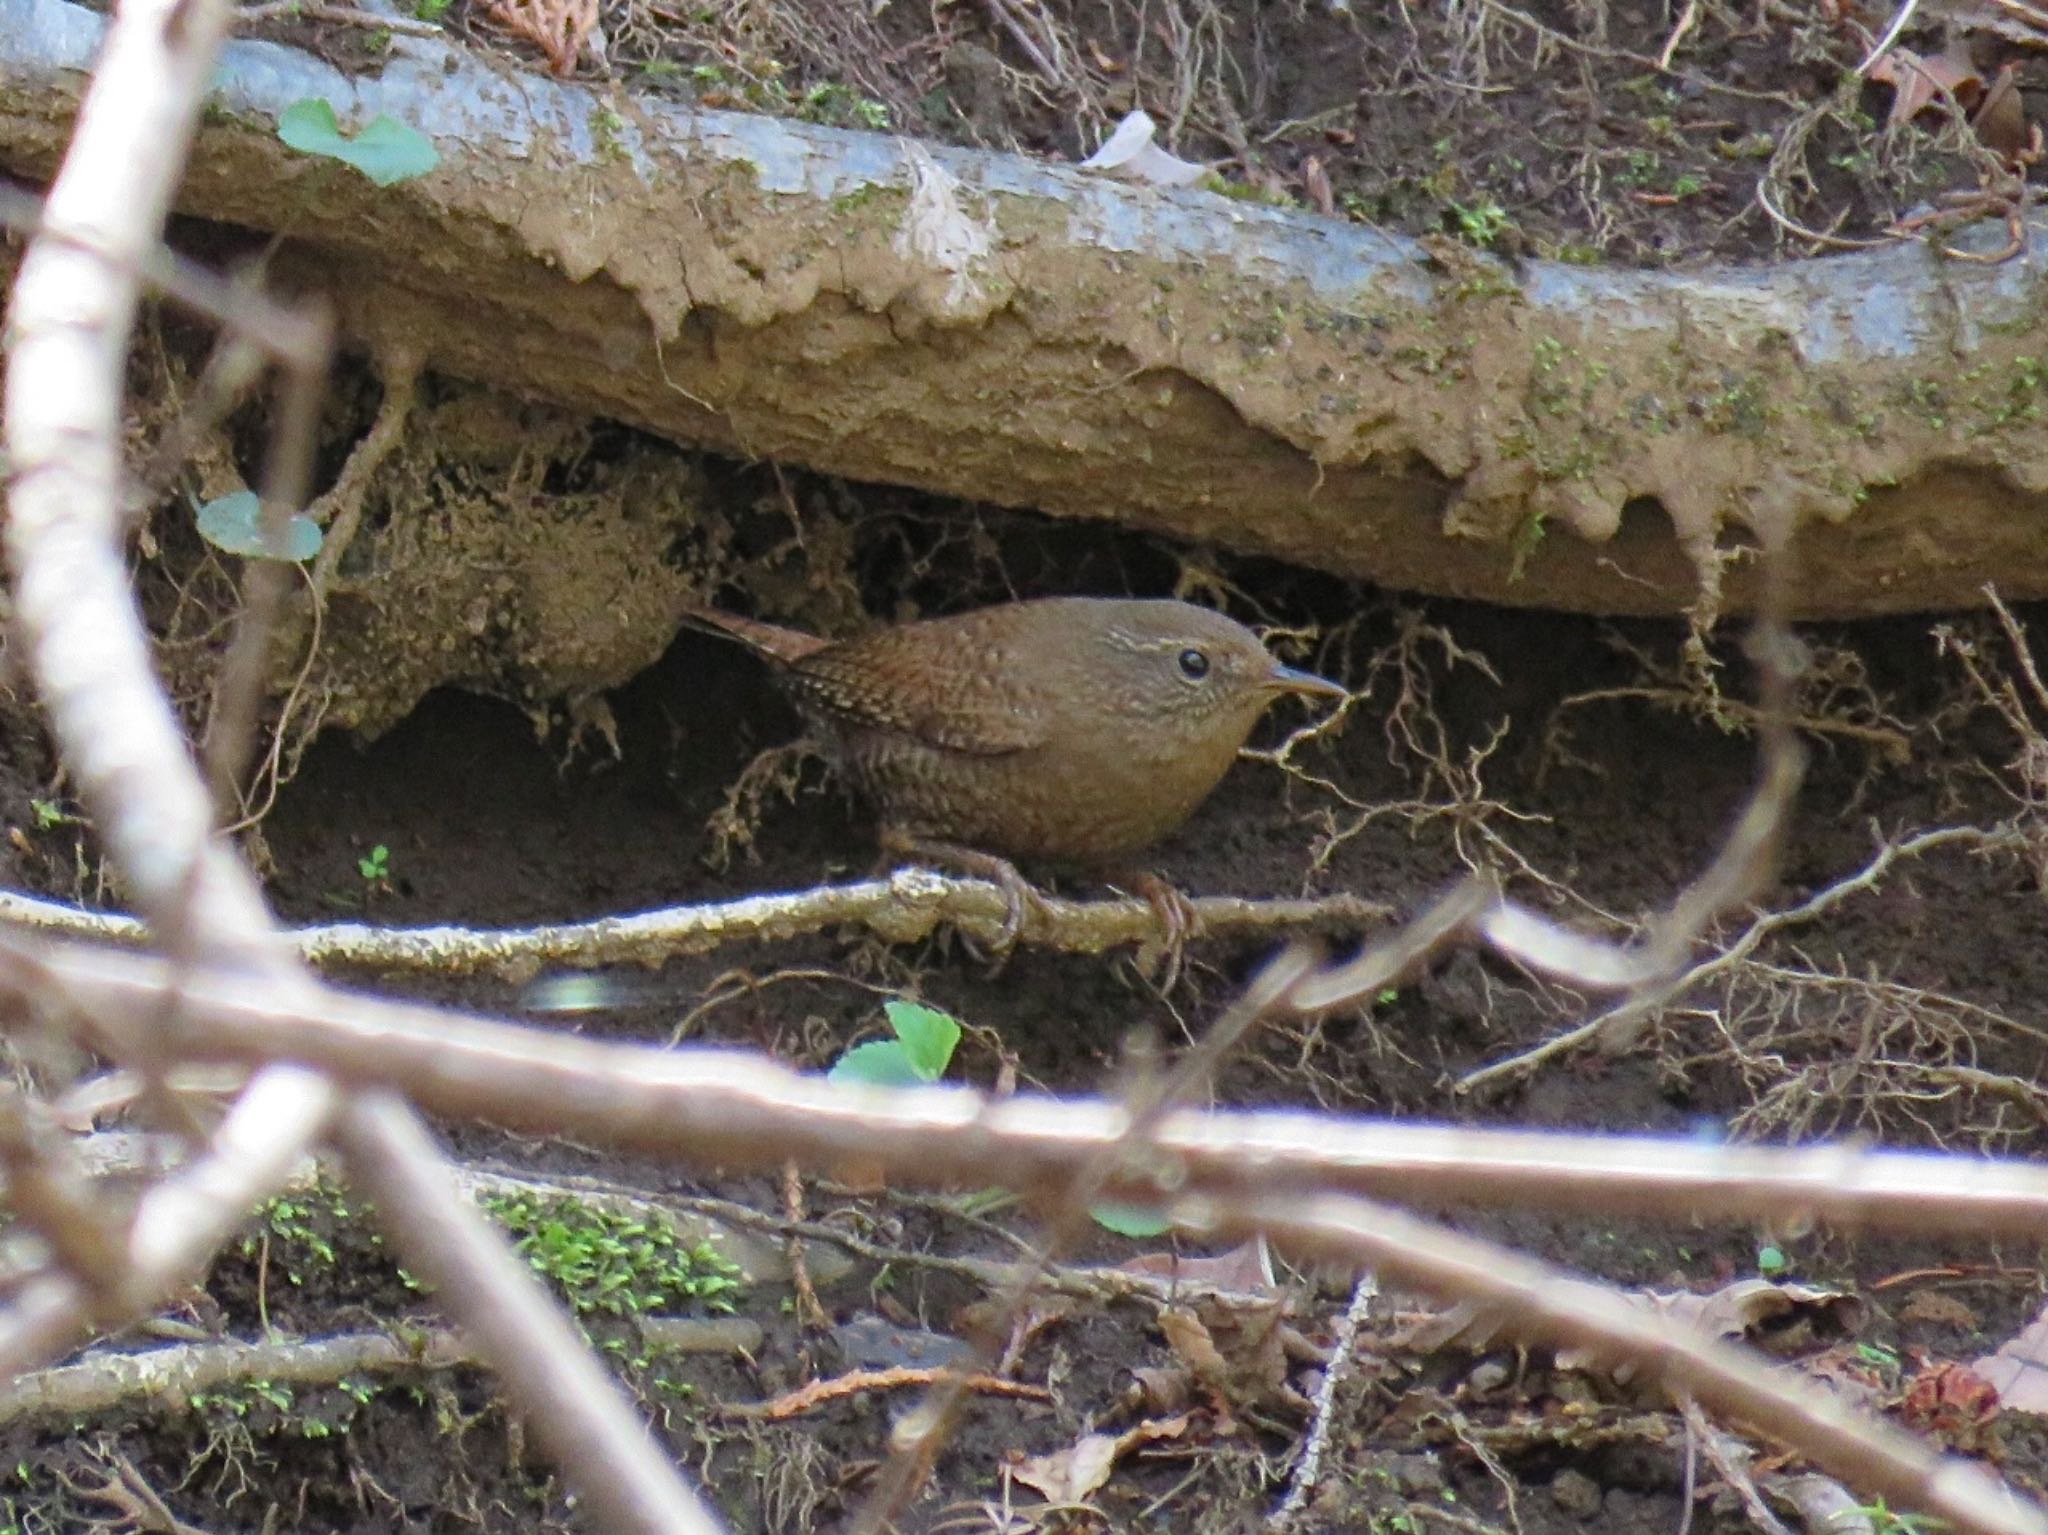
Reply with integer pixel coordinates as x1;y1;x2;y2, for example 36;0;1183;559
1268;1269;1377;1532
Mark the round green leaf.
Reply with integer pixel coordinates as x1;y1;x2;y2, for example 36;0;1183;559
827;1041;924;1088
195;491;324;562
884;999;960;1081
1090;1202;1173;1238
278;97;439;187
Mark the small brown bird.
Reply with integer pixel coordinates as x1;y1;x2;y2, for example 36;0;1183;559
693;596;1348;948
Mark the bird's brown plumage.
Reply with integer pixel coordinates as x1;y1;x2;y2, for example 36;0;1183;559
691;596;1345;864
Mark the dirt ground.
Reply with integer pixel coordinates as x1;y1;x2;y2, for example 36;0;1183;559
4;0;2048;1528
286;0;2048;268
2;465;2046;1529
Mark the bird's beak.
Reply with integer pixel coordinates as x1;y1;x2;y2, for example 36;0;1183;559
1266;663;1348;702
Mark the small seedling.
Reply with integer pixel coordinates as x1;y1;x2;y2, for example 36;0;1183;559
828;999;961;1087
28;799;70;831
1449;198;1511;248
1858;1498;1943;1535
357;844;393;893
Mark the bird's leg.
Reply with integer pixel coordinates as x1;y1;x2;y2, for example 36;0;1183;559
1115;869;1201;990
881;830;1054;952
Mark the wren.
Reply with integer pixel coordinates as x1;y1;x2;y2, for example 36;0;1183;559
693;596;1348;946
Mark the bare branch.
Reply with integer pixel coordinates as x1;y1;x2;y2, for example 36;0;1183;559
0;880;1392;973
23;935;2048;1237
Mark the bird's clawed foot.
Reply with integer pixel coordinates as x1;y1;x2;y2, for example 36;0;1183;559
884;833;1054;959
1121;870;1200;990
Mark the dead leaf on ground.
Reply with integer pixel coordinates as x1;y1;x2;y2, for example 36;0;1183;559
1124;1364;1194;1416
1865;39;2038;160
1157;1293;1322;1420
1900;1358;2001;1448
1120;1236;1276;1294
1897;1289;1982;1330
1917;0;2048;46
1006;1415;1191;1505
1868;41;1983;126
1974;62;2032;155
1972;1293;2048;1410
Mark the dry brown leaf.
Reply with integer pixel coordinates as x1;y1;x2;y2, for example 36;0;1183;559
1302;155;1335;217
1010;1433;1121;1505
1121;1237;1276;1293
1654;1278;1868;1348
1007;1415;1191;1505
1125;1364;1193;1415
1901;1359;2001;1449
1974;62;2032;156
1411;1281;1862;1382
1158;1304;1234;1384
1898;1289;1981;1330
1972;1294;2048;1410
1917;0;2048;45
1158;1295;1317;1418
1868;42;1983;126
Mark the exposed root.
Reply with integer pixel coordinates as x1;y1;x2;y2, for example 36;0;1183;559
701;737;826;872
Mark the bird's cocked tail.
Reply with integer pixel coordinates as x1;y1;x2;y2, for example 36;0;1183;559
681;604;834;665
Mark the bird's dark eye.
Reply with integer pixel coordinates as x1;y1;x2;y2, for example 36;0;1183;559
1177;647;1211;681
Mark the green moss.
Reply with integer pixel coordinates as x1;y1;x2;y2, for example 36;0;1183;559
1697;371;1771;436
238;1180;356;1287
483;1189;744;1321
831;182;899;216
1903;376;1949;431
591;107;629;165
1200;173;1298;208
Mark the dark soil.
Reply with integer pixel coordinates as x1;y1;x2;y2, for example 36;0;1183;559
12;3;2048;1512
5;479;2048;1531
292;0;2048;266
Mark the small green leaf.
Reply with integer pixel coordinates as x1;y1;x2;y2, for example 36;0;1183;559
1090;1202;1173;1238
884;999;960;1081
278;97;439;187
1756;1244;1788;1276
827;1041;924;1087
195;491;323;562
